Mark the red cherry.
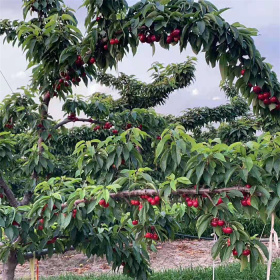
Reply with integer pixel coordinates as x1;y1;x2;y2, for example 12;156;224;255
112;129;118;134
39;219;44;224
171;29;181;37
232;249;238;256
38;225;44;231
103;45;108;50
227;239;231;247
76;77;81;83
153;234;159;240
121;159;125;165
211;221;218;227
99;199;105;206
64;82;69;87
150;226;155;231
258;94;265;100
121;262;126;266
0;194;3;198
241;199;248;206
276;104;280;111
156;136;162;140
126;123;132;129
185;197;191;202
138;204;143;210
187;200;193;207
150;199;156;205
89;57;96;64
94;125;101;131
248;83;253;88
173;37;180;42
146;35;152;44
104;202;110;208
145;233;152;239
151;35;157;42
154;196;160;203
147;197;153;203
270;96;278;103
130;200;135;205
12;221;19;226
132;220;138;226
226;227;233;234
253;86;262;94
192;200;199;208
245;184;251;189
242;249;251;256
134;201;140;206
263;92;271;99
217;220;225;226
77;55;81;60
65;75;71;81
114;39;119;44
59;79;64;84
96;16;101;21
216;198;223;205
263;99;271;105
246;197;251;206
110;39;115;45
241;69;246;76
166;36;173;44
139;34;146;43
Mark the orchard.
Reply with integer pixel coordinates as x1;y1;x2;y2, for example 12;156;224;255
0;1;280;280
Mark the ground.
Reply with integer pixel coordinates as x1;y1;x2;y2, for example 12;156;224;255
2;239;279;279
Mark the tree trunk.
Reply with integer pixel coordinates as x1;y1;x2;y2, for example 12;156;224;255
2;250;17;280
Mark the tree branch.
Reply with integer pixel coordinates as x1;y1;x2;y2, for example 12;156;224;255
0;177;19;207
54;118;99;130
24;246;75;260
19;191;33;206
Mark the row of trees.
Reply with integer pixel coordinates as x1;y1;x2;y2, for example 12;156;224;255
0;0;280;279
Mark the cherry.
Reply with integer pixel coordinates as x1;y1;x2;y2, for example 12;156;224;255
263;92;271;99
263;99;270;105
12;221;20;226
192;200;199;208
103;202;110;208
248;83;253;88
185;197;191;202
138;204;143;210
156;136;162;140
211;221;218;227
132;220;138;226
258;94;265;100
145;232;152;239
112;164;116;169
121;159;125;165
227;239;231;247
217;220;225;226
64;82;69;87
171;29;181;37
241;69;246;76
114;39;119;44
276;104;280;111
166;36;173;44
0;194;4;199
253;86;262;94
241;199;248;206
138;124;143;130
173;37;180;42
94;125;101;131
245;184;251;189
103;45;108;50
187;200;193;207
121;262;126;266
139;34;146;43
150;226;155;231
232;249;238;256
112;129;118;134
38;225;44;231
110;39;116;45
242;249;251;256
96;16;101;21
126;123;132;129
65;75;71;81
59;79;64;84
222;227;233;234
89;57;96;64
72;209;77;218
146;35;152;44
147;197;153;203
246;197;251;206
72;78;76;83
151;35;157;42
154;196;160;203
216;198;223;205
56;84;61;91
153;234;159;240
150;199;156;205
99;199;105;206
76;77;81;83
270;96;278;103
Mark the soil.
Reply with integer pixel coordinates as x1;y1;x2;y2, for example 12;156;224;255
1;239;280;279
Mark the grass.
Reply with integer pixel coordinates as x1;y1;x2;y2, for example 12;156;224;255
43;260;280;280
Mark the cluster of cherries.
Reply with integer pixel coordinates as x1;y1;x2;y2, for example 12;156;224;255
138;33;160;44
110;38;120;45
232;248;251;256
241;184;252;206
210;218;233;234
67;113;79;122
47;237;57;244
99;199;110;208
38;218;44;231
4;123;14;129
183;195;199;208
166;29;181;44
145;226;159;240
140;195;161;206
242;70;280;110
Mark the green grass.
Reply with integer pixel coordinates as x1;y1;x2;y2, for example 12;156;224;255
43;260;280;280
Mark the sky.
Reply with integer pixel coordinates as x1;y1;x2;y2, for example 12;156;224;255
0;0;280;121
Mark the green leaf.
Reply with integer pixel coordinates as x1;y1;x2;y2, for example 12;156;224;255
224;167;237;186
267;197;280;216
244;156;253;172
61;14;76;23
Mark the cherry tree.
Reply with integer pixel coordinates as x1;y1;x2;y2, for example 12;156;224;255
0;1;280;280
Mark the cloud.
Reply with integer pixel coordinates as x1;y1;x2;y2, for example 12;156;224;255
212;96;221;101
192;88;199;96
11;71;27;79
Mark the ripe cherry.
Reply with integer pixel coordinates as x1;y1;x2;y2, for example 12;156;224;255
253;86;262;94
132;220;138;226
99;199;105;206
150;199;156;205
150;226;155;231
192;200;199;208
153;234;159;240
216;198;223;205
245;184;251;189
258;94;265;100
89;57;96;64
114;39;119;44
126;123;132;129
171;29;181;37
263;92;271;99
39;219;44;224
103;45;108;50
166;36;173;44
241;69;246;76
151;35;157;42
217;220;225;226
156;136;162;140
110;39;115;45
241;199;248;206
145;233;152;239
222;227;233;234
263;99;270;105
96;16;101;21
65;75;71;81
246;197;251;206
72;209;77;218
248;83;253;88
242;249;251;256
211;221;218;227
103;202;109;208
139;34;146;43
154;196;160;203
270;96;278;103
187;200;193;207
227;239;231;247
232;249;238;256
12;221;20;226
0;194;4;198
59;79;64;84
38;225;44;231
112;129;118;134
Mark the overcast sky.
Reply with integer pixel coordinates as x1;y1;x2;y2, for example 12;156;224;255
0;0;279;120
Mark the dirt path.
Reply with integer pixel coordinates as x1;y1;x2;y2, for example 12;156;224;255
2;239;280;279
